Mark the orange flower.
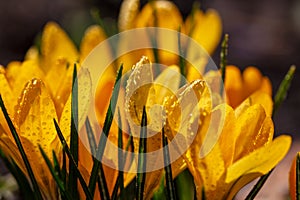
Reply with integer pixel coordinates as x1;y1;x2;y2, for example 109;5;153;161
225;65;272;108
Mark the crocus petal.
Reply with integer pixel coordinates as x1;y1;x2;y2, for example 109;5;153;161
125;56;153;137
243;66;263;95
0;68;15;123
234;104;273;161
8;60;44;98
226;135;291;197
260;77;272;96
12;79;58;199
41;22;78;73
197;144;225;200
14;79;58;157
185;9;222;54
235;91;273;117
118;0;140;31
153;65;180;105
5;61;22;86
80;25;107;62
217;105;237;167
289;152;299;200
224;65;244;108
134;0;184;65
25;46;39;61
135;1;183;31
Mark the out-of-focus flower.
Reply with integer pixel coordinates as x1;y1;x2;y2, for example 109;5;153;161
118;0;222;69
0;22;125;198
204;65;273;114
224;65;272;109
289;152;299;200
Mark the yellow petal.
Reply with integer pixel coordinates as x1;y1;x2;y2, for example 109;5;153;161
234;104;273;161
226;135;291;196
14;79;58;158
0;130;25;172
260;77;272;96
217;105;237;167
185;9;222;54
134;0;184;65
197;144;225;200
41;22;78;73
243;66;263;96
125;56;153;134
95;65;116;121
44;58;73;115
9;60;44;98
80;25;107;62
153;65;180;104
135;1;183;31
235;91;273;117
163;80;207;136
118;0;140;31
25;46;39;61
5;61;22;86
224;65;244;108
0;67;15;115
20;136;57;199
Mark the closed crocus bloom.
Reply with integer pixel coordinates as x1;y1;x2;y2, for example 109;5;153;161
225;65;272;108
118;0;222;71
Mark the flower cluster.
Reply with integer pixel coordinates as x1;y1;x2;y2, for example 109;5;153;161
0;0;295;199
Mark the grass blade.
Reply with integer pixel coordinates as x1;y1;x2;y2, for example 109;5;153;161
97;165;110;200
162;126;177;200
85;118;97;156
62;149;67;185
0;95;43;200
273;65;296;115
85;118;110;200
111;109;125;200
152;174;166;200
244;169;273;200
220;34;229;96
174;169;195;200
201;186;206;200
117;109;124;198
178;26;186;87
52;150;62;180
53;119;93;200
88;64;123;197
69;64;79;199
39;145;72;200
136;106;147;200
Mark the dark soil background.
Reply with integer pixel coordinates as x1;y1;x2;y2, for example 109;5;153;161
0;0;299;198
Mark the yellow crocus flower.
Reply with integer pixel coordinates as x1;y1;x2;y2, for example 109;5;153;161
164;92;290;199
118;0;222;70
0;22;125;199
124;57;290;199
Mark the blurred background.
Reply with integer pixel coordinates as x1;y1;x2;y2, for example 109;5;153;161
0;0;299;199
